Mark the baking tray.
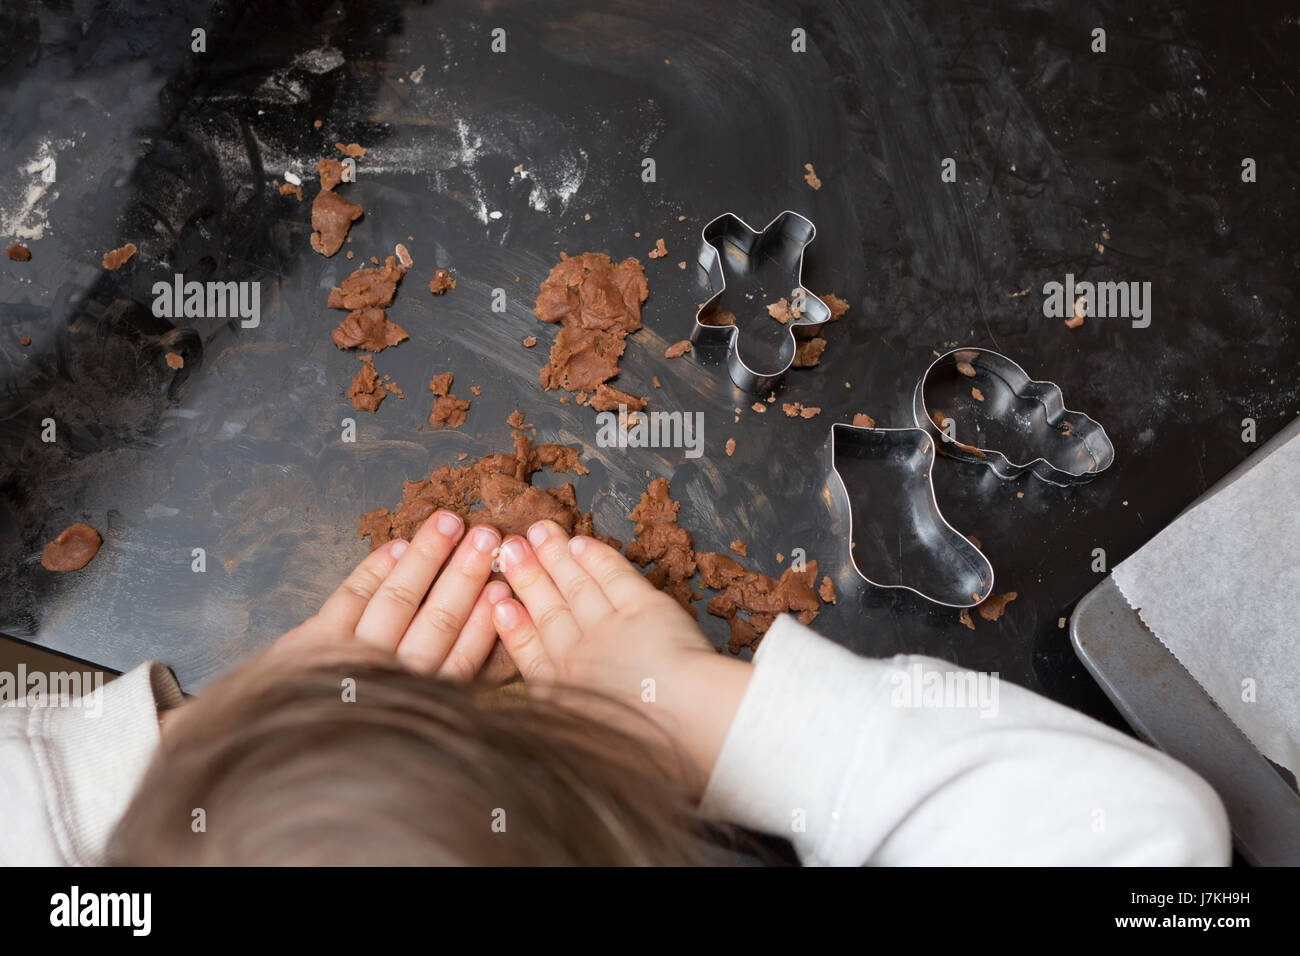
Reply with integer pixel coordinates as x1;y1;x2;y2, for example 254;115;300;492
1070;416;1300;866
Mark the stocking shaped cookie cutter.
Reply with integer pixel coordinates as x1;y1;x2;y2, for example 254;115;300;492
913;348;1115;486
826;423;995;607
690;211;831;393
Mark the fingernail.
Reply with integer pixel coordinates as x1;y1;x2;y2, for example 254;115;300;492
527;522;550;547
390;539;409;559
493;601;520;627
472;525;499;553
499;538;527;567
485;580;512;604
568;535;589;556
436;511;463;537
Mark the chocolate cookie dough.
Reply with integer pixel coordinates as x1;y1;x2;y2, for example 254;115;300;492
164;352;184;370
589;383;646;412
7;244;31;261
310;190;363;257
358;413;601;547
428;373;470;428
332;307;408;352
428;269;456;294
41;523;102;572
328;256;407;310
101;243;137;270
534;252;648;400
349;356;386;413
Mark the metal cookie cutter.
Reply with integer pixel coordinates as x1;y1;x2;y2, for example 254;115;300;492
913;348;1115;486
826;423;994;608
690;211;831;393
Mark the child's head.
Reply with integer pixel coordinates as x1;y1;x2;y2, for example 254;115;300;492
108;647;716;865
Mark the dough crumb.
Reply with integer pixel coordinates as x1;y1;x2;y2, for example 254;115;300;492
101;243;138;270
819;576;836;604
664;340;692;359
750;402;765;413
725;437;736;457
349;357;386;413
803;163;822;189
852;413;876;428
41;523;102;572
279;183;303;201
395;243;414;269
164;352;184;370
336;142;367;157
429;269;456;294
819;292;850;320
647;238;668;259
523;336;537;348
977;591;1018;622
958;608;975;630
729;540;748;557
972;387;985;401
6;244;31;261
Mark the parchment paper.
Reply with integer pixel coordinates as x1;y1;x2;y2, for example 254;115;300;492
1112;431;1300;779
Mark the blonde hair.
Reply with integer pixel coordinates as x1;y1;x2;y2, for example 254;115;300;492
108;654;725;866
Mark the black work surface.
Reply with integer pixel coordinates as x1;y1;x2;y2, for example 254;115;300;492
2;1;1297;710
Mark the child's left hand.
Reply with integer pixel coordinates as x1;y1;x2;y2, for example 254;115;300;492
272;510;505;679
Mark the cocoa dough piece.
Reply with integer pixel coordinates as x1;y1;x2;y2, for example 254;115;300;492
317;158;346;191
358;414;600;547
699;305;736;327
819;576;836;604
803;163;821;189
41;523;102;572
429;394;470;428
725;437;736;457
279;183;303;201
101;243;137;270
729;539;747;557
793;337;827;367
429;372;454;396
625;478;696;584
852;413;876;428
664;340;692;359
336;142;367;157
728;616;759;654
767;297;793;324
164;352;184;370
429;269;456;294
534;252;648;399
19;336;31;346
590;383;646;412
959;608;975;630
956;360;977;378
522;336;537;348
328;256;406;310
7;244;31;261
819;293;851;320
349;358;386;413
977;591;1018;622
310;190;363;257
332;307;408;351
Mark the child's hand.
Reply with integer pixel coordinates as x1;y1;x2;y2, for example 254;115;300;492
490;520;752;791
274;511;506;679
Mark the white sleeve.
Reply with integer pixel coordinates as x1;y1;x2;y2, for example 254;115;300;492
0;662;184;866
700;615;1230;866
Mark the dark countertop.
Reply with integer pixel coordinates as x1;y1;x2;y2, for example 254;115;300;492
1;0;1297;723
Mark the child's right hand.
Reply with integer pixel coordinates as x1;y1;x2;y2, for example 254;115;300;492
490;520;753;793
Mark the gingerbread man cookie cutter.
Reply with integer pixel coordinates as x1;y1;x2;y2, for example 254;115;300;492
690;211;831;393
